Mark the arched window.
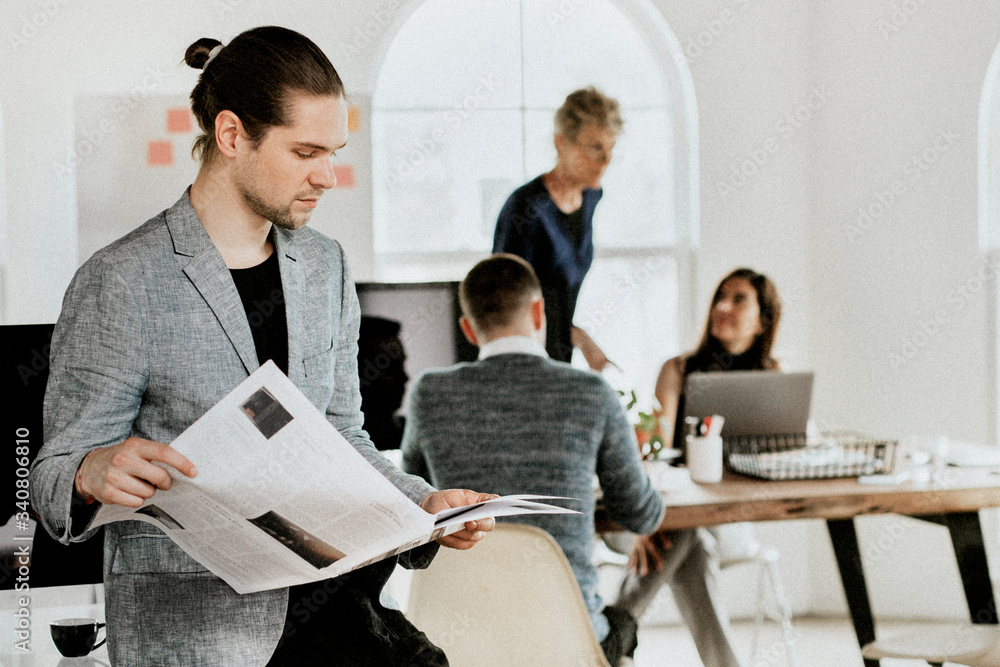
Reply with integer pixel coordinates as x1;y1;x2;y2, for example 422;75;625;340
978;42;1000;444
371;0;698;403
980;43;1000;251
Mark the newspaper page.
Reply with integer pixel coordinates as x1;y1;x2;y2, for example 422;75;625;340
92;361;577;594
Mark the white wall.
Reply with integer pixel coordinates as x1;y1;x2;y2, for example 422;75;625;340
4;0;1000;621
0;0;385;324
654;0;814;366
650;0;1000;620
808;1;1000;617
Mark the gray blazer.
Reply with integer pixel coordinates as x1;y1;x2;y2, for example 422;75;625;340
31;191;435;665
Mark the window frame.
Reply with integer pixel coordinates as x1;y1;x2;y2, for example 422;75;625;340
366;0;700;399
977;40;1000;445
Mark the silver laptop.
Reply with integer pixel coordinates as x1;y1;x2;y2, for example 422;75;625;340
683;371;814;438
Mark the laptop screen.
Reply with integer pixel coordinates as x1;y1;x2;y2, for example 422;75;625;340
683;371;814;437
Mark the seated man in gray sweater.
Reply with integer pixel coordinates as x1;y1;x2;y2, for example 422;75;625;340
402;253;665;665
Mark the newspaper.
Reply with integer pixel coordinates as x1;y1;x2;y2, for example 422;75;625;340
92;361;577;594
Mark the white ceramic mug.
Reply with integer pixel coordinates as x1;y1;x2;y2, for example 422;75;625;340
686;434;723;483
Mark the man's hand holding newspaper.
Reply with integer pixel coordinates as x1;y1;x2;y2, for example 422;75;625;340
86;361;578;594
420;489;499;550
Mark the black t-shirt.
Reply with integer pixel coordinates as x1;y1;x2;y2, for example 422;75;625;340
230;250;288;374
562;206;585;249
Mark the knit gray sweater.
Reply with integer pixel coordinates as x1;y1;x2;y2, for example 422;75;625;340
402;353;665;640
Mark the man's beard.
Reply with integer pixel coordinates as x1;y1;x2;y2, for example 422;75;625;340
239;186;308;230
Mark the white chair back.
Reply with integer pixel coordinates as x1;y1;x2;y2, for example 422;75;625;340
406;523;611;667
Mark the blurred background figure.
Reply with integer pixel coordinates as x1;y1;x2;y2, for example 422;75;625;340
359;316;409;451
653;267;782;453
493;86;622;370
613;267;783;667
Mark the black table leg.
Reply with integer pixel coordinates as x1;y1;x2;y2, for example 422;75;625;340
946;511;998;624
827;518;879;667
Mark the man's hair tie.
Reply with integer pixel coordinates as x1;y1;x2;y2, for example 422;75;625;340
204;44;223;70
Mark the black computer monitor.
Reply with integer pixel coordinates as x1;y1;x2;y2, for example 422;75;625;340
356;281;476;384
2;323;104;589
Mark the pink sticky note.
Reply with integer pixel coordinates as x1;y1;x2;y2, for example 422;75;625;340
167;108;192;133
333;165;355;188
148;140;173;166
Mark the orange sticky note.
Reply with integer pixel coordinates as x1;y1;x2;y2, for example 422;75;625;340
166;108;192;133
148;140;173;166
333;164;355;188
347;106;361;133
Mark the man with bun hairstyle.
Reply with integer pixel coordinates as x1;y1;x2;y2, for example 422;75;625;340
31;26;493;665
402;253;665;665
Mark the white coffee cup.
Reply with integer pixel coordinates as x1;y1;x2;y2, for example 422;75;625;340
686;434;723;483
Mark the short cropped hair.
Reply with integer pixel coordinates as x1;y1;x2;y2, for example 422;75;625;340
554;87;623;142
184;26;345;163
459;254;542;334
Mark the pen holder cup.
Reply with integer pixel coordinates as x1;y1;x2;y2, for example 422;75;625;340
686;434;724;483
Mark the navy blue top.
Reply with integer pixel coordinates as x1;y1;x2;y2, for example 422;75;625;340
493;175;603;361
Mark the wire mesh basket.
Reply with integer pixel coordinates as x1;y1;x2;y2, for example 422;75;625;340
723;431;898;481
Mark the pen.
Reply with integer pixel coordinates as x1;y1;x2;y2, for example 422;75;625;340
707;414;725;438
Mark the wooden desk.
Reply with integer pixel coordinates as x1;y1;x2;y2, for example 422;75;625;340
597;467;1000;667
